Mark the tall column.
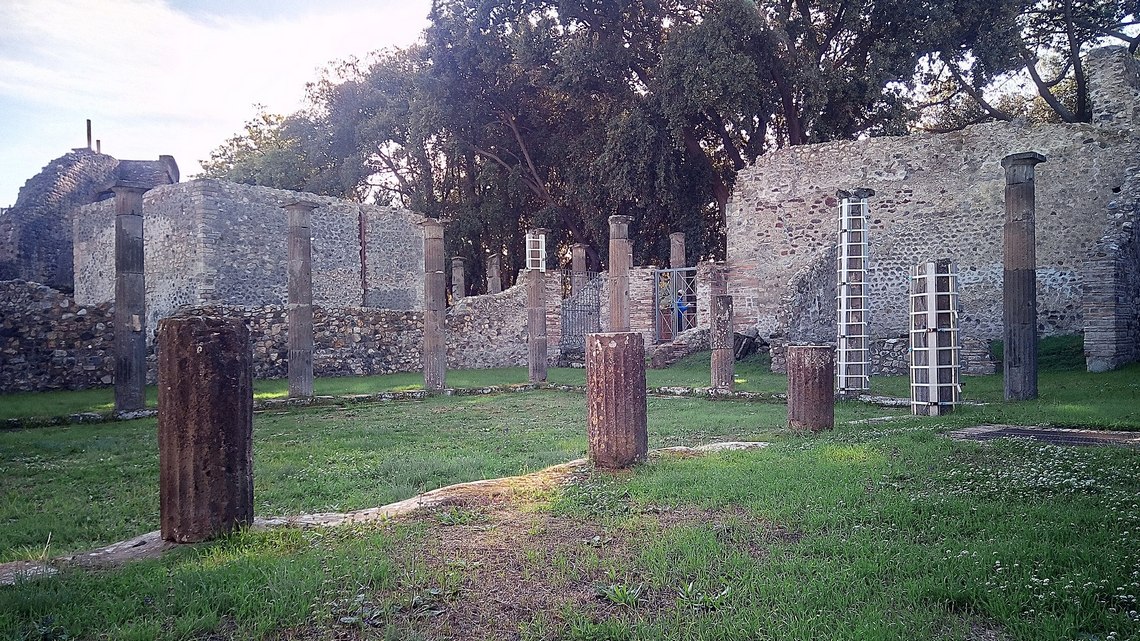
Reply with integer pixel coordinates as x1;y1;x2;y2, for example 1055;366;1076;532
451;256;466;300
669;232;686;269
113;184;147;412
711;294;734;392
787;345;834;431
1001;152;1046;401
423;219;446;390
586;332;648;468
285;200;318;399
158;316;253;543
608;215;632;331
527;229;549;383
486;254;502;294
571;243;589;295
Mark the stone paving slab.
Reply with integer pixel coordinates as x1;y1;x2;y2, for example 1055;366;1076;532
948;424;1140;448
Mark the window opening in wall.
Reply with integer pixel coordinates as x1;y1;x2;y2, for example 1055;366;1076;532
653;267;697;344
836;189;872;395
910;259;962;416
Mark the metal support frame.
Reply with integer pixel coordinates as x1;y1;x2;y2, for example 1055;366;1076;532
652;267;697;344
909;260;962;416
836;193;870;395
526;232;546;272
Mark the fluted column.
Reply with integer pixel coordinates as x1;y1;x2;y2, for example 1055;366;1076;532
787;345;834;432
451;256;466;300
423;219;446;390
571;243;588;295
527;229;548;383
711;294;734;392
608;216;632;331
1002;152;1046;401
113;184;147;412
586;332;647;468
669;232;686;269
486;254;502;294
285;200;318;398
158;316;253;543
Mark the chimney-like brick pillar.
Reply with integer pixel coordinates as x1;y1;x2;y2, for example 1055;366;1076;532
608;216;632;331
486;254;502;294
669;232;686;269
423;219;446;390
451;256;466;300
711;294;734;392
285;200;318;398
571;243;589;295
527;229;549;383
787;345;834;431
112;184;147;412
586;332;648;468
1002;152;1046;401
158;316;253;543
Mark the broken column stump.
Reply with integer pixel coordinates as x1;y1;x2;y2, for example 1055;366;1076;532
158;316;253;543
711;294;734;392
422;218;446;390
285;200;318;399
586;332;647;468
608;215;632;331
787;344;835;432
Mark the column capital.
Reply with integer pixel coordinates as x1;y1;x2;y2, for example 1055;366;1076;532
1001;151;1046;168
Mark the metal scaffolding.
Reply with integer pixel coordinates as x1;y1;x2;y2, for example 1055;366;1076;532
909;259;962;416
836;189;873;395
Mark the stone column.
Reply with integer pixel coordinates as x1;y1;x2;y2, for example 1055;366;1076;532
608;215;632;331
113;184;147;412
285;200;318;399
423;219;446;390
711;294;734;392
1001;152;1046;401
787;345;834;431
451;256;466;300
527;229;549;383
710;261;729;297
669;232;686;269
157;316;253;543
486;254;502;294
571;243;589;295
586;332;647;468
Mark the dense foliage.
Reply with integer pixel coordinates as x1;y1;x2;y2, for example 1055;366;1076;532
201;0;1137;292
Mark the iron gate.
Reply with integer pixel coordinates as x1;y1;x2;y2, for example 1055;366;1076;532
653;267;697;343
559;271;602;351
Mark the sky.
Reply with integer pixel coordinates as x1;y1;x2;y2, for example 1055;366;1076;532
0;0;433;206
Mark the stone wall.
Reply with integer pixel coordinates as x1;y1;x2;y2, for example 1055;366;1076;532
73;179;424;335
0;280;117;392
726;47;1140;371
1083;169;1140;372
0;150;119;290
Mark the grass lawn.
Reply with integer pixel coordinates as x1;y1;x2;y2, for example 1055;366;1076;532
1;342;1138;639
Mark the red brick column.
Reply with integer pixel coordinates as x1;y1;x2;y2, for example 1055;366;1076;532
158;316;253;543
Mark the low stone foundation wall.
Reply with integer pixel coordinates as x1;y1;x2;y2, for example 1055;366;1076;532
769;335;997;379
1;280;118;392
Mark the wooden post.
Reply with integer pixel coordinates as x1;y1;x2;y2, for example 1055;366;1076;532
158;316;253;543
486;254;501;294
711;294;734;392
527;229;548;383
586;332;648;468
669;232;686;269
423;219;446;390
285;200;318;398
608;215;632;332
571;243;588;295
113;184;147;412
787;345;834;431
1002;152;1046;401
451;256;466;300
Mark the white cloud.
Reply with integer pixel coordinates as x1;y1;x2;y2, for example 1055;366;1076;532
0;0;431;205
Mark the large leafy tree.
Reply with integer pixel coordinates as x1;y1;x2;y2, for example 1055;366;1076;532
202;0;1139;289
